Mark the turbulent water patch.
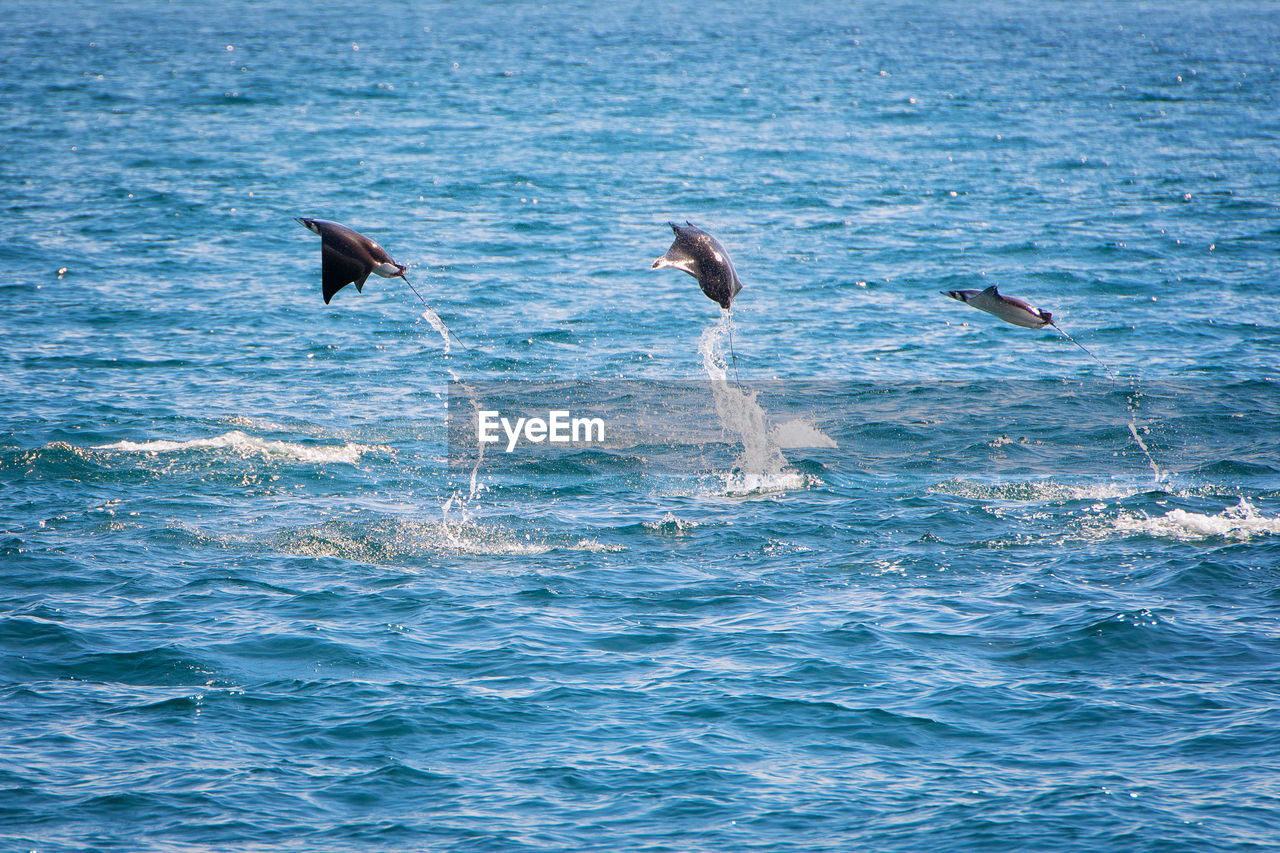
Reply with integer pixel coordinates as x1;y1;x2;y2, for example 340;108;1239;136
929;477;1159;503
273;516;621;562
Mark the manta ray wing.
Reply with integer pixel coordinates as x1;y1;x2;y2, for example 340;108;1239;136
321;243;371;304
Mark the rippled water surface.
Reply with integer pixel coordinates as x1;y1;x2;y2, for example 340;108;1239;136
3;1;1280;850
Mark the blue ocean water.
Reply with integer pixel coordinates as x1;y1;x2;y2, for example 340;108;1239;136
3;1;1280;850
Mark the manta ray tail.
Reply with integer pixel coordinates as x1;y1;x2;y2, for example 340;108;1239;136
1050;322;1114;379
398;272;470;352
725;308;744;390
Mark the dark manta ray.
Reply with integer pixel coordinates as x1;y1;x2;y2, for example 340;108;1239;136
942;284;1109;370
296;217;410;304
651;222;743;310
296;217;468;350
652;222;745;385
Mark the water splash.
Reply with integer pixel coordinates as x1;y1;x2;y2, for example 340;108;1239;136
442;375;486;506
1123;380;1167;486
697;315;810;495
401;272;468;352
1048;327;1167;487
419;306;452;354
770;418;838;449
417;311;487;520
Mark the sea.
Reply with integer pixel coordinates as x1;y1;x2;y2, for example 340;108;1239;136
3;1;1279;850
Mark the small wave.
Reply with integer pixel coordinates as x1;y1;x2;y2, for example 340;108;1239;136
643;512;699;534
1111;499;1280;541
3;441;96;470
94;430;379;465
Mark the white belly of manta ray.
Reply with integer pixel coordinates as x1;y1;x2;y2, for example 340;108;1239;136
967;289;1049;329
371;262;403;277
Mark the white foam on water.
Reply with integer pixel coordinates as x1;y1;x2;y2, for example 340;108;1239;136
94;430;378;465
929;478;1278;544
719;467;815;497
1110;498;1280;541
